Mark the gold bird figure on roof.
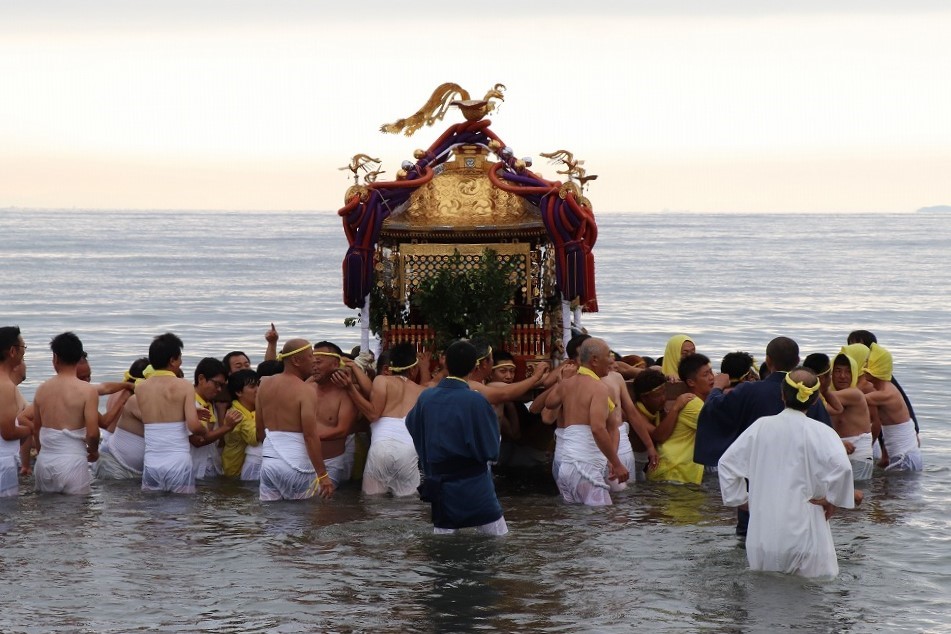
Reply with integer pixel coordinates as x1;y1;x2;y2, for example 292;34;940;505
339;153;382;175
363;169;386;184
380;83;506;136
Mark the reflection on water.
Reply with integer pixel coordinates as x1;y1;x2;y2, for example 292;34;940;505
1;211;949;631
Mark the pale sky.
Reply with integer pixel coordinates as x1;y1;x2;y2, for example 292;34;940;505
1;1;949;213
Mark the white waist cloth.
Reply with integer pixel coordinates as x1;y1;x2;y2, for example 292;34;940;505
882;420;922;471
35;427;91;495
362;431;420;497
191;442;222;480
617;422;634;456
0;428;21;496
98;427;145;478
324;434;355;486
143;422;195;494
370;416;414;446
551;427;565;482
241;444;263;481
842;432;874;481
260;431;317;501
556;424;611;506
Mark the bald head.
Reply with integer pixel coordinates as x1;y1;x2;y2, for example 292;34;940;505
279;338;313;379
781;366;820;411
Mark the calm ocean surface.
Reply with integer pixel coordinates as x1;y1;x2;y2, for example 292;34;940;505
1;209;948;633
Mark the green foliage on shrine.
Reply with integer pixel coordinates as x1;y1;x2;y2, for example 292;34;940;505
412;248;519;351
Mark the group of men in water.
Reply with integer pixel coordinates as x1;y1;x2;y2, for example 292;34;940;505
0;323;921;576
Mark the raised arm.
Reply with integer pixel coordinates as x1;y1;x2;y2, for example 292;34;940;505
264;323;279;362
652;393;694;444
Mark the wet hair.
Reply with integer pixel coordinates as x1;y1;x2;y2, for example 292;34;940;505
469;336;492;362
492;350;515;365
633;368;666;398
765;336;799;372
0;326;22;362
389;343;417;375
782;367;820;411
127;357;150;381
256;359;284;377
50;331;84;365
445;340;478;378
149;332;184;370
721;351;755;383
376;349;391;375
194;357;227;385
222;350;250;374
803;353;831;376
833;353;851;368
566;334;592;361
313;341;344;356
227;368;259;396
678;353;711;384
847;330;877;346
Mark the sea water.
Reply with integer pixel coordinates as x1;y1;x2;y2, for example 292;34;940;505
0;209;948;632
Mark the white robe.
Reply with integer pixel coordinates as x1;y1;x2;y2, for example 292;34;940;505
718;408;855;579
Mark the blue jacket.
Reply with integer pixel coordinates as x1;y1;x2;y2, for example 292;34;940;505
694;371;832;467
406;378;503;529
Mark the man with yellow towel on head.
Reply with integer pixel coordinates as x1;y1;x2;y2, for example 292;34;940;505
864;343;922;472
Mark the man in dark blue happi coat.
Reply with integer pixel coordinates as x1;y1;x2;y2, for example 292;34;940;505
406;340;508;535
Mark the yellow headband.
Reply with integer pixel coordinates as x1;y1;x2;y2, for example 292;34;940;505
641;382;665;396
389;359;418;372
785;372;821;403
277;343;311;360
492;361;516;370
476;345;493;364
314;350;346;368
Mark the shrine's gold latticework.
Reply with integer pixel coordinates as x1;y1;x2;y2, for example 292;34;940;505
397;242;531;299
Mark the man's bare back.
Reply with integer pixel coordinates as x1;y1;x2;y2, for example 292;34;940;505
136;375;201;434
116;395;145;437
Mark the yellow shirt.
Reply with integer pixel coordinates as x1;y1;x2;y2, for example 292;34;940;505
648;396;704;485
222;400;257;478
195;394;218;430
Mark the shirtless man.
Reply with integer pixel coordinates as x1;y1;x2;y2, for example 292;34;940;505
820;353;873;481
545;337;630;506
485;350;522;442
863;343;921;471
467;339;549;407
602;358;659;490
311;341;366;487
0;327;32;496
136;332;205;494
338;342;424;496
32;332;100;495
258;338;334;501
630;369;666;481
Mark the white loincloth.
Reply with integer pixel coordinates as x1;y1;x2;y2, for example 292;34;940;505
0;429;21;497
434;516;509;536
240;443;262;481
882;420;923;472
142;422;196;494
842;432;874;481
35;427;91;495
191;442;222;480
363;417;420;496
606;422;635;492
324;433;356;487
556;424;611;506
95;427;145;479
551;427;565;482
259;431;317;501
